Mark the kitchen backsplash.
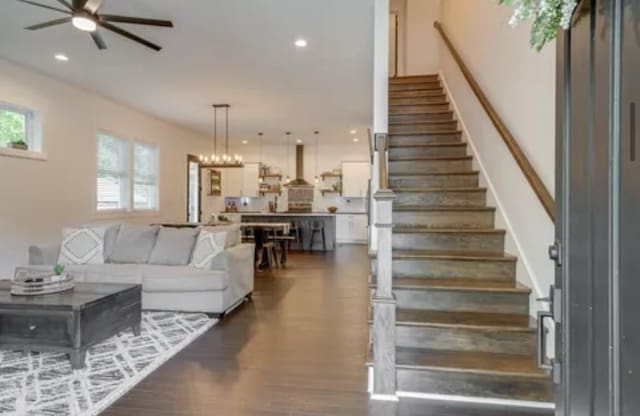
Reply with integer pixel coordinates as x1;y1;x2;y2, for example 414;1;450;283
222;193;367;214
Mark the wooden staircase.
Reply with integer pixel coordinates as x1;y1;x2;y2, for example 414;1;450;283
368;74;553;404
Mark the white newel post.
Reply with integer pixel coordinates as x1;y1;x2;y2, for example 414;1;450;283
372;185;396;399
372;189;397;399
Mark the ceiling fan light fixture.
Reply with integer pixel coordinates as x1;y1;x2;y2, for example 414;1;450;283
72;13;97;32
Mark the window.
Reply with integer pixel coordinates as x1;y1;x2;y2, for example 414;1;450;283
133;143;159;210
0;103;40;152
96;133;159;212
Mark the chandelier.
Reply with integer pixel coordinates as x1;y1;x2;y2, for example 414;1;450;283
199;104;243;168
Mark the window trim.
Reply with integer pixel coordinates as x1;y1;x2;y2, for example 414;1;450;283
0;101;45;160
95;129;160;215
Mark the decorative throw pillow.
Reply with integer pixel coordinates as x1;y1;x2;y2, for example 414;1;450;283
57;227;106;265
149;227;200;266
190;230;227;270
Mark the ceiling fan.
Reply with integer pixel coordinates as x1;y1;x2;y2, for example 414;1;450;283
17;0;174;51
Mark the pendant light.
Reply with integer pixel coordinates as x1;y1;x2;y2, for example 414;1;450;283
314;131;320;184
284;131;291;184
200;104;243;168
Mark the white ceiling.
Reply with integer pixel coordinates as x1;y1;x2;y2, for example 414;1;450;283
0;0;374;144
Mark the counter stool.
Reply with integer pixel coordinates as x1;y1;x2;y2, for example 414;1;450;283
289;221;303;250
308;220;326;252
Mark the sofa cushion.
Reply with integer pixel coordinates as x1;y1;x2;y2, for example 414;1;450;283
58;227;106;265
204;225;241;248
85;264;142;285
148;227;199;266
110;224;159;264
190;230;227;269
141;265;228;292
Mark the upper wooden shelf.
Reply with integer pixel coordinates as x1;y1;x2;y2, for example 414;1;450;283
260;174;283;180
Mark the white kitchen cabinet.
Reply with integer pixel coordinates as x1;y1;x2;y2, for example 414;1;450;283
336;213;368;244
221;168;244;197
242;163;260;197
221;163;260;197
341;161;370;198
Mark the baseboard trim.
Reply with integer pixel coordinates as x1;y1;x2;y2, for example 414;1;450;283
396;391;555;409
370;393;400;402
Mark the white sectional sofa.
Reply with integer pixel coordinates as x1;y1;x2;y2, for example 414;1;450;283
25;223;255;317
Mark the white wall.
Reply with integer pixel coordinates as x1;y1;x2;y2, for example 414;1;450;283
0;58;211;277
438;0;556;317
404;0;441;75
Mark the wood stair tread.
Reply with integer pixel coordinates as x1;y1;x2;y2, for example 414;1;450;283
366;309;534;330
390;120;455;126
394;309;535;330
389;142;466;148
393;206;495;212
366;346;549;378
389;250;517;261
396;347;548;377
389;130;462;136
389;74;438;81
390;171;478;177
389;156;472;162
370;276;530;293
391;187;486;192
393;227;505;234
390;97;446;105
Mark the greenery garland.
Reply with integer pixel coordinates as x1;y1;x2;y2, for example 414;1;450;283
499;0;578;51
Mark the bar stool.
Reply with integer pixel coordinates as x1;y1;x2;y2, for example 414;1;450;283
289;221;303;250
308;220;326;252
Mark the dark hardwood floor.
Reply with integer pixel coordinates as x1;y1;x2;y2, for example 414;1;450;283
103;246;553;416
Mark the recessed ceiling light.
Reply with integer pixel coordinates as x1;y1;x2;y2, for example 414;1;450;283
294;38;308;48
296;139;303;144
72;12;97;32
54;54;69;62
242;140;248;145
350;130;357;135
353;138;360;142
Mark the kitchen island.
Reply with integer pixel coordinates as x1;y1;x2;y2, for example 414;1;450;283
240;213;336;251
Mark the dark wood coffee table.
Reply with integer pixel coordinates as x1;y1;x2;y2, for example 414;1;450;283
0;281;141;369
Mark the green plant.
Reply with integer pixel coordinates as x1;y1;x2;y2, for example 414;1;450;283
54;264;65;276
499;0;578;51
10;139;27;145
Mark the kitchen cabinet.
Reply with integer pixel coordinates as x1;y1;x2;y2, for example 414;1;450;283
336;213;367;244
221;168;243;197
341;161;370;198
221;163;260;197
242;163;260;197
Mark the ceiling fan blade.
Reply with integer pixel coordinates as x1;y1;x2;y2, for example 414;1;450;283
99;15;173;27
90;31;107;50
25;17;72;30
16;0;71;14
98;22;162;51
55;0;73;10
82;0;103;14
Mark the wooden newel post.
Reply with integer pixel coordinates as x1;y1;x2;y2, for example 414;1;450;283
372;187;397;399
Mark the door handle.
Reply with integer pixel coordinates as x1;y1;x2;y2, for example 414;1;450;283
537;310;554;370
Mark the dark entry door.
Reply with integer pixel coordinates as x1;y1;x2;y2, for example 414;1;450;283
554;0;640;414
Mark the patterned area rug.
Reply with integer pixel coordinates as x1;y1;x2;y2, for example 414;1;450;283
0;312;217;416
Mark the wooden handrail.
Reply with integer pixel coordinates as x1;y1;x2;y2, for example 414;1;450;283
434;21;556;222
375;133;389;189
